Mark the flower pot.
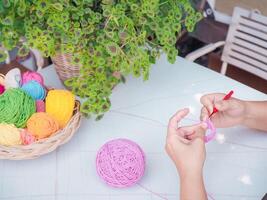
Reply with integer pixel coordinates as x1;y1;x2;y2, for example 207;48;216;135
51;53;80;83
52;53;122;85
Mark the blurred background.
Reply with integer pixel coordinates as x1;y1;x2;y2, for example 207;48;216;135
178;0;267;94
1;0;267;93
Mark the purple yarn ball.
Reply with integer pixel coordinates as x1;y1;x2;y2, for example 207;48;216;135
96;139;145;188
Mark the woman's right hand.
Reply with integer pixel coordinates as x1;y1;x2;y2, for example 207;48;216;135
200;93;247;128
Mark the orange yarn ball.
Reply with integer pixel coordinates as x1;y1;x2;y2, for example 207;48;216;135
46;90;75;128
27;112;59;139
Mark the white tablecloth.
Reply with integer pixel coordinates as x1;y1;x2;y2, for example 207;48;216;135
1;55;266;200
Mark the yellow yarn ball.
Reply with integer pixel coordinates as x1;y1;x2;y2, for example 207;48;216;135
45;90;75;128
0;123;22;146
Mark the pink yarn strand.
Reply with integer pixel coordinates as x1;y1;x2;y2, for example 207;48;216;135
207;193;216;200
138;183;168;200
182;117;217;143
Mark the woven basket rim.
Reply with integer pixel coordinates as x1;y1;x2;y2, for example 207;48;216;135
0;100;82;160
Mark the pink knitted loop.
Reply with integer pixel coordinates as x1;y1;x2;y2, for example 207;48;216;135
22;71;44;86
36;100;45;112
96;139;145;188
204;118;216;143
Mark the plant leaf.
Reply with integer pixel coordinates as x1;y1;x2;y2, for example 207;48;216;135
95;114;104;121
1;16;13;25
51;3;63;11
0;50;7;62
105;42;119;56
2;0;10;8
17;45;30;57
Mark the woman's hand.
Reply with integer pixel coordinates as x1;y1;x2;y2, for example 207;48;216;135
200;93;247;128
201;93;267;131
166;108;206;176
166;108;207;200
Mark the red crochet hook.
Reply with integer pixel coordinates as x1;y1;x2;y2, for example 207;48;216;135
209;90;234;118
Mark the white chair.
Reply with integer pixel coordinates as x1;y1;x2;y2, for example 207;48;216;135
186;7;267;80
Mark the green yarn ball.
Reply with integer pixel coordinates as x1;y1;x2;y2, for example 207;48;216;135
0;88;36;128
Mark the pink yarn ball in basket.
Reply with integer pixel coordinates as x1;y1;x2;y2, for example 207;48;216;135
0;84;5;95
36;100;45;112
22;71;44;86
96;139;146;188
20;129;36;145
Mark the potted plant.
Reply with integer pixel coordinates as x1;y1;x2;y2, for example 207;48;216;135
0;0;201;119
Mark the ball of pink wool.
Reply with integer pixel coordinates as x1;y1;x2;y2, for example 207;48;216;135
96;139;145;188
36;100;45;112
0;84;5;95
22;71;44;86
20;129;36;145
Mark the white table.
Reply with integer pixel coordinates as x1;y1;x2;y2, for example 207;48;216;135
0;55;266;200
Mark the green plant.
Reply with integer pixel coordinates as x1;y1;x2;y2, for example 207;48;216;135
0;0;201;119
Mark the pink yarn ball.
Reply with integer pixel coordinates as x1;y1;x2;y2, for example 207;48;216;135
22;71;44;86
36;100;45;112
0;84;5;95
20;129;36;145
96;139;145;188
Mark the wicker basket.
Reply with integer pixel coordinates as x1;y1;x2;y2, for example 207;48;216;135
51;53;80;83
52;53;121;87
0;101;82;160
